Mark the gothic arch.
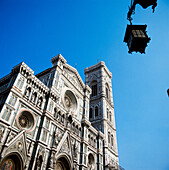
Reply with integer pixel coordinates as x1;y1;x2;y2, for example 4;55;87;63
87;152;95;169
55;153;72;170
95;106;99;117
105;83;110;99
90;80;98;97
89;108;93;119
0;152;23;170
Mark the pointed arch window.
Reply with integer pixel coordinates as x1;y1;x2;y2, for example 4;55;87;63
107;108;109;119
89;108;93;119
105;83;110;99
108;132;111;144
90;80;98;97
111;135;114;146
109;112;112;122
16;77;24;89
95;106;98;117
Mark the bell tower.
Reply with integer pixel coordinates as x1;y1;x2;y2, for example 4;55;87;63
85;61;119;168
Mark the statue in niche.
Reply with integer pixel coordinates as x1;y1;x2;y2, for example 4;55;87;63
49;152;54;168
25;87;31;98
0;128;4;143
73;163;78;170
37;97;43;108
31;92;36;103
74;142;78;159
36;149;44;170
54;131;62;146
54;108;57;118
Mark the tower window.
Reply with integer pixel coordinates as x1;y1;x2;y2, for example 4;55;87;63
107;108;109;120
92;84;97;97
106;87;109;98
109;112;112;122
105;83;110;99
95;106;98;117
90;80;98;97
89;108;93;118
111;135;114;146
108;132;111;144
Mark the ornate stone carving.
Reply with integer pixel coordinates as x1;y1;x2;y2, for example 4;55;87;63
59;138;70;155
74;142;78;159
25;86;31;99
36;148;45;170
63;89;77;114
87;153;95;170
37;97;43;108
7;132;16;144
64;95;73;109
0;127;4;143
16;109;35;132
54;130;63;147
49;151;55;168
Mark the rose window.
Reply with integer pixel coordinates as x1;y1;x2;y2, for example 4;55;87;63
64;95;73;109
17;109;35;132
19;115;29;128
63;90;77;112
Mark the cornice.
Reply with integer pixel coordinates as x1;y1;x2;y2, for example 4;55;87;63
84;61;112;78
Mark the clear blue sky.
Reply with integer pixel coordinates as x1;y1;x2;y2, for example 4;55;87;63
1;0;169;169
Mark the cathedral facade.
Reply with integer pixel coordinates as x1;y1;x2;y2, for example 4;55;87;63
0;54;119;170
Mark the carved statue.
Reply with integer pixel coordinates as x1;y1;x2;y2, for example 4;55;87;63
25;87;31;98
31;93;35;103
36;149;44;170
54;131;62;146
0;128;4;142
74;143;78;158
49;152;54;168
37;97;43;108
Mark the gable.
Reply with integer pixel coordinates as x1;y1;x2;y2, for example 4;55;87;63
55;131;74;163
4;130;28;164
63;64;85;92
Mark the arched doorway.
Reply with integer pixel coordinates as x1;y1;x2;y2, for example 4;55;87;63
55;156;71;170
0;153;23;170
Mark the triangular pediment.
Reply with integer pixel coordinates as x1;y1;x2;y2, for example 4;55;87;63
63;64;85;91
56;131;73;162
4;130;28;164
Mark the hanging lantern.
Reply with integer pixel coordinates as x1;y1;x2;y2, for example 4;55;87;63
124;24;151;54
